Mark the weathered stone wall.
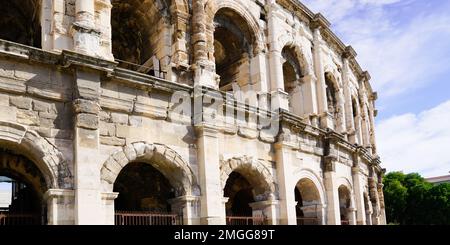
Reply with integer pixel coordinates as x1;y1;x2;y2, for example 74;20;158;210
0;58;74;170
0;0;386;225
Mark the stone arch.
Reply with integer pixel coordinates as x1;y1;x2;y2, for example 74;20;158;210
220;156;276;201
205;0;265;55
337;177;355;224
293;169;326;204
0;121;73;189
324;71;341;92
336;177;353;192
100;142;199;196
278;37;313;77
324;71;343;128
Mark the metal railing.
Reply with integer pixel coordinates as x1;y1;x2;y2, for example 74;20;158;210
296;217;321;225
0;212;41;225
115;58;167;79
114;211;183;225
226;216;266;225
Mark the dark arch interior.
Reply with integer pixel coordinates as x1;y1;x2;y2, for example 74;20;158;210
0;150;47;225
111;0;171;72
338;185;351;223
294;187;304;217
295;178;322;224
0;0;41;48
282;46;303;95
223;171;255;217
113;162;175;212
352;97;358;118
214;8;255;91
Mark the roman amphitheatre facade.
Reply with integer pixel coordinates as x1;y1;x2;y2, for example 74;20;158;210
0;0;386;225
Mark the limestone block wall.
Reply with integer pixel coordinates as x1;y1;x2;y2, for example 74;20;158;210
0;0;387;225
0;50;76;224
0;58;74;169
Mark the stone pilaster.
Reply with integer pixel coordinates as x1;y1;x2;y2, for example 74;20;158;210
352;164;366;225
171;6;190;69
72;0;101;56
312;28;331;129
192;0;208;64
348;206;357;225
369;176;381;225
368;99;378;155
361;104;372;150
249;199;280;225
192;0;217;88
378;182;387;225
73;69;103;224
274;141;296;225
267;2;289;110
44;189;75;225
195;123;224;224
101;192;118;225
169;195;201;225
323;155;340;225
95;0;114;60
342;47;356;137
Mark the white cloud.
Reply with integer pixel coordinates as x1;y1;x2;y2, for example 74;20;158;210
376;100;450;177
302;0;450;97
301;1;450;177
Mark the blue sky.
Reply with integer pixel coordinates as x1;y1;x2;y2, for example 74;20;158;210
302;0;450;177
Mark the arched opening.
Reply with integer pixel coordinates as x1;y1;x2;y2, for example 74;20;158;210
223;171;266;225
213;8;256;92
0;150;47;225
0;0;41;48
113;162;181;225
111;0;171;76
352;97;358;119
350;96;362;144
282;46;304;111
325;72;338;118
294;178;322;225
224;172;254;217
338;185;352;225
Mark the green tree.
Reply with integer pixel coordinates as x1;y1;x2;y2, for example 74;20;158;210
383;172;450;225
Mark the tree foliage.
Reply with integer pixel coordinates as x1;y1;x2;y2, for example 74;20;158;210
383;172;450;225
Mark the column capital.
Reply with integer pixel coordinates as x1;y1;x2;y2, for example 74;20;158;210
324;155;337;172
194;123;219;137
44;189;75;201
101;192;119;201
